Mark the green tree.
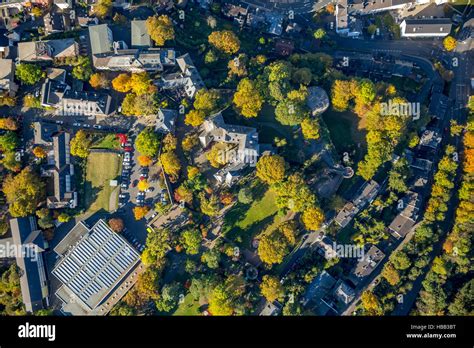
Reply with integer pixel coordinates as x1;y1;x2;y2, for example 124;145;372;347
146;15;175;46
199;193;220;216
208;30;240;54
3;168;45;217
233;78;264;118
180;229;202;255
155;282;181;313
258;221;297;266
92;0;112;18
237;187;253;204
275;99;309;126
201;250;221;269
256;154;286;185
260;275;284;302
141;229;171;265
0;131;18;152
70;130;92;158
273;174;316;213
135;128;160;157
301;117;320;140
72;56;93;81
15;64;44;85
388;158;410;193
313;28;326;39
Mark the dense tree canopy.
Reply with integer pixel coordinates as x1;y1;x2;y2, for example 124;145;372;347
233;78;264;118
70;130;92;158
15;64;44;85
256;155;286;185
208;30;241;54
3;167;45;217
258;221;297;265
260;275;285;302
136;128;160;157
146;15;175;46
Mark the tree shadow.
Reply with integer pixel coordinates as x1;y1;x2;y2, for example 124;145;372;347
83;180;102;212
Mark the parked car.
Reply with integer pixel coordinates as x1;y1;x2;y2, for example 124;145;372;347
55;120;64;125
83;124;91;128
93;125;102;129
121;183;128;189
73;122;81;127
123;147;133;152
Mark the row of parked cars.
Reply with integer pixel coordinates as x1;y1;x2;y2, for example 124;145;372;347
122;228;145;253
119;142;133;208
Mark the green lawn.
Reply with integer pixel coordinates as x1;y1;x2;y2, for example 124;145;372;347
92;134;120;150
173;293;201;316
224;185;279;249
84;152;121;212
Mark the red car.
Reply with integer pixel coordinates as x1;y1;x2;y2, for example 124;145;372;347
123;147;133;152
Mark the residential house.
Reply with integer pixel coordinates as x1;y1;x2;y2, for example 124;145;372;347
222;3;248;26
351;0;429;15
8;217;49;313
419;129;442;150
306;86;330;115
0;28;10;58
199;112;260;186
400;18;452;38
335;0;362;37
43;12;71;35
333;280;355;305
58;90;112;117
155;108;177;134
389;191;422;239
0;0;22;29
47;131;78;209
314;236;338;260
335;180;380;227
265;12;284;36
160;53;205;98
259;301;282;316
303;270;338;315
18;39;79;62
349;245;385;285
54;0;72;10
0;58;17;96
274;39;294;57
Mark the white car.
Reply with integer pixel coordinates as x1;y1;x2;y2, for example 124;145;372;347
83;124;91;128
73;122;81;127
93;125;102;129
55;120;64;125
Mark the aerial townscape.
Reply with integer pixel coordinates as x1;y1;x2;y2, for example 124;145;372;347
0;0;471;320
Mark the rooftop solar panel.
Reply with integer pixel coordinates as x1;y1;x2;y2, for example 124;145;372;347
52;220;140;310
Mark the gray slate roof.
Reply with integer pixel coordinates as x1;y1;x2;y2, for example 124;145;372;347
131;20;151;48
9;217;47;313
88;24;113;55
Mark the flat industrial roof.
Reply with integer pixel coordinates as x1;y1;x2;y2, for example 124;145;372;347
52;219;140;311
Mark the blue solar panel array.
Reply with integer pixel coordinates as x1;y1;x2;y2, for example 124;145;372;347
52;220;140;309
